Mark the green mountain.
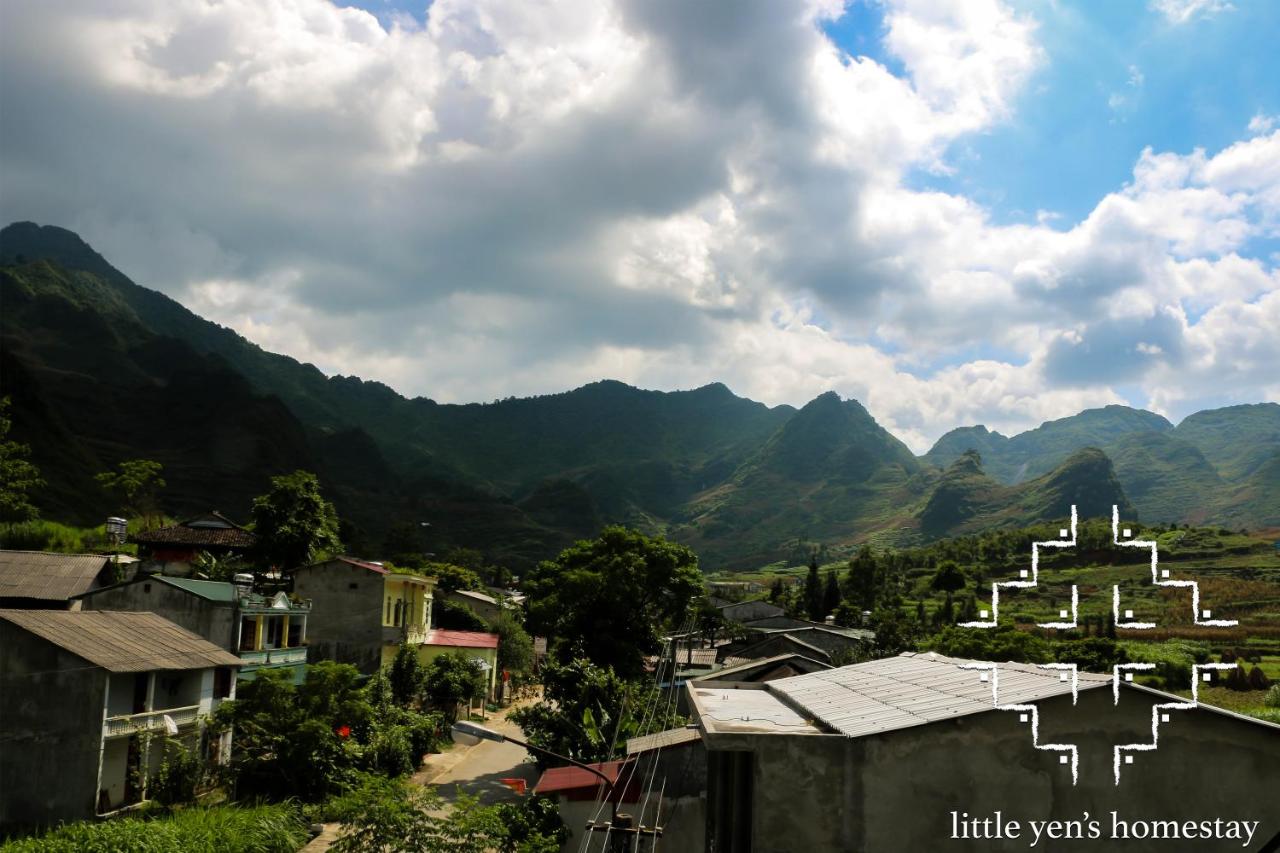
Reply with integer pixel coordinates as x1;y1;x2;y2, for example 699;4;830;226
919;448;1134;537
924;405;1174;483
2;221;1275;569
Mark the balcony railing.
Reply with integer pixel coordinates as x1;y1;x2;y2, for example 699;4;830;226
383;624;428;645
238;647;308;667
104;705;201;738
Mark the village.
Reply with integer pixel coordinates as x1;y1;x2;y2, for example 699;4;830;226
2;478;1279;851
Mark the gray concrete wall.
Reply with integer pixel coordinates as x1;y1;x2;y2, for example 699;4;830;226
712;687;1280;852
0;622;107;832
293;561;383;674
80;581;236;650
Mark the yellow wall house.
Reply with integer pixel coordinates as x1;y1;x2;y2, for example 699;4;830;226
379;573;434;668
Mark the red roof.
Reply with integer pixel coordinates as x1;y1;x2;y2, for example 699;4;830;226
330;556;389;574
132;512;256;549
425;629;499;649
534;760;641;801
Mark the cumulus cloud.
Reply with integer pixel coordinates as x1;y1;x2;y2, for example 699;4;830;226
1149;0;1235;25
0;0;1277;453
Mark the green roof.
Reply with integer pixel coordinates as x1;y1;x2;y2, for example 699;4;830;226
154;575;238;603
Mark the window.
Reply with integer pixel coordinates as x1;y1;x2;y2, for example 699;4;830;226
143;583;151;593
239;617;258;651
214;667;233;699
394;599;403;627
386;596;391;623
264;617;284;650
349;582;359;590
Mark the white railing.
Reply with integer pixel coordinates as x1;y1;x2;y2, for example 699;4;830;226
238;647;307;666
104;704;201;738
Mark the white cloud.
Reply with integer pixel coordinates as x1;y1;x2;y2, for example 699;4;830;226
0;0;1276;454
1149;0;1235;25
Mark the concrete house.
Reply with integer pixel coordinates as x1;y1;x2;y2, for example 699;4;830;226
716;599;784;624
75;575;311;683
689;652;1280;852
420;628;500;699
131;511;256;574
0;550;119;609
293;557;434;673
442;587;504;624
0;610;241;831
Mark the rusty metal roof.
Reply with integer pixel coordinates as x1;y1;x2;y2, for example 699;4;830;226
0;550;113;601
0;609;242;672
767;651;1110;738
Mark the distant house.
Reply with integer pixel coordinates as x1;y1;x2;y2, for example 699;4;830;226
0;609;241;831
76;575;311;683
0;550;118;609
718;624;873;666
293;557;435;674
421;629;500;700
131;511;256;573
533;758;641;850
716;600;784;624
442;588;504;624
697;652;830;683
689;652;1280;852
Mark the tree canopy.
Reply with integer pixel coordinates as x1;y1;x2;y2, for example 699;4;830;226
250;470;342;572
95;458;165;527
523;526;702;678
0;397;42;523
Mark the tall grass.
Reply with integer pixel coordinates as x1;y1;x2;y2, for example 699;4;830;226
0;805;308;853
0;520;136;555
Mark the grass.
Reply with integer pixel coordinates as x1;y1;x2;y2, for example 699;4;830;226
0;520;137;555
0;805;308;853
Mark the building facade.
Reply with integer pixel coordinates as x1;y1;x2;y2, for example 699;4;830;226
0;610;241;832
76;575;310;682
293;557;434;673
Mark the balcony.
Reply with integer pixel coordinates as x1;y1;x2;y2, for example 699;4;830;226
104;705;201;738
383;624;427;646
238;647;308;668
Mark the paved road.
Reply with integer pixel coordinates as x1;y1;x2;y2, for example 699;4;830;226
428;712;541;807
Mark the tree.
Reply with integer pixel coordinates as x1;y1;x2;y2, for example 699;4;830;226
0;397;43;523
822;568;841;619
803;556;823;621
250;470;342;573
389;642;426;707
768;577;784;602
845;545;879;611
523;527;702;678
427;562;485;593
433;598;489;631
490;612;534;682
868;606;915;658
95;459;165;526
424;651;487;721
510;659;682;766
931;561;966;624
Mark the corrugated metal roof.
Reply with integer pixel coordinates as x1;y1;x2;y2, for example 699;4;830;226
424;629;499;649
767;652;1110;738
450;589;498;606
0;609;243;672
700;653;832;682
534;759;640;800
0;550;112;601
154;576;239;602
626;727;701;754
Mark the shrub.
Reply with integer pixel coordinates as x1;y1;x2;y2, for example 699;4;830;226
365;724;414;778
0;804;307;853
1247;665;1270;691
1265;684;1280;708
147;739;204;807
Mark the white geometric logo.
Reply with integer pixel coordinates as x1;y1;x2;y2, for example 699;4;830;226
956;505;1240;784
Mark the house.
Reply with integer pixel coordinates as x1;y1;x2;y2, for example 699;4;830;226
420;629;500;700
621;727;708;853
75;575;311;683
293;557;434;674
697;652;831;683
688;652;1280;852
442;587;504;624
131;511;256;573
533;759;641;851
0;609;241;831
0;550;119;609
716;599;784;624
717;624;873;666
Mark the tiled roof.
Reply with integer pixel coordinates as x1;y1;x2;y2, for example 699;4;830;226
626;727;701;754
300;556;389;575
0;550;112;601
767;652;1110;738
534;759;640;801
0;609;243;672
424;629;499;649
132;512;256;548
699;653;832;682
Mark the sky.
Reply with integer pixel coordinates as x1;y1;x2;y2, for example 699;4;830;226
2;0;1278;452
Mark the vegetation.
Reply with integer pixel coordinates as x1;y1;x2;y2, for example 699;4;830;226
423;652;488;722
490;611;534;682
94;459;166;528
524;526;702;678
328;776;565;853
0;805;307;853
510;658;683;766
0;396;42;523
249;470;342;573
